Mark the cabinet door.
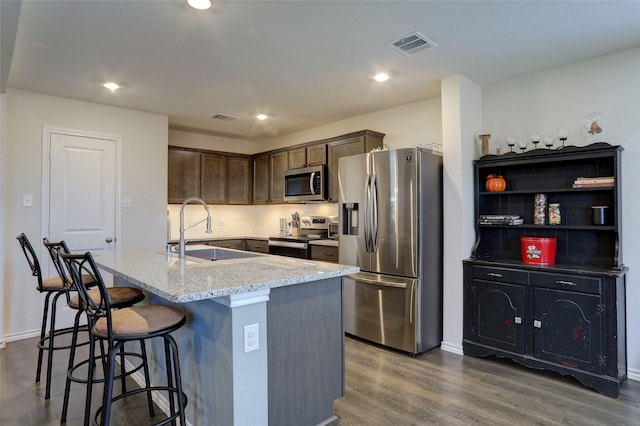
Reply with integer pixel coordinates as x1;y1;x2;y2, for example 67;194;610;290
270;151;288;203
533;287;604;373
200;153;226;204
288;148;307;169
253;154;269;204
469;279;525;354
327;137;364;202
207;239;245;250
307;144;327;166
246;239;269;253
227;156;251;205
311;245;339;263
168;149;200;204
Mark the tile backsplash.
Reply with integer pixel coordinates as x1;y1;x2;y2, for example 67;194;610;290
167;203;339;240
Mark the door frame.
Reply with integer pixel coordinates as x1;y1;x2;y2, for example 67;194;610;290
40;126;122;277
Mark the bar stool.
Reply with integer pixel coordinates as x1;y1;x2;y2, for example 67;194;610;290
61;250;188;425
42;238;146;424
16;233;94;399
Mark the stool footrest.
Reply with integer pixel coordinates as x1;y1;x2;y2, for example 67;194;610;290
95;386;188;426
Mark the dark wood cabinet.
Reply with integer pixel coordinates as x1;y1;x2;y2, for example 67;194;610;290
200;153;226;204
310;245;339;263
227;156;251;205
253;154;269;204
168;148;200;203
463;143;627;397
288;147;307;169
207;239;245;250
269;151;288;204
327;131;384;201
306;144;327;166
246;239;269;253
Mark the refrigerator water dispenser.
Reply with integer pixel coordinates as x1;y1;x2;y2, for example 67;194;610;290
342;203;359;235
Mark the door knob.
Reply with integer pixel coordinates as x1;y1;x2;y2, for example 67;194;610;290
105;237;113;243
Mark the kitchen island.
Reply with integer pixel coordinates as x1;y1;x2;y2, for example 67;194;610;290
94;247;358;426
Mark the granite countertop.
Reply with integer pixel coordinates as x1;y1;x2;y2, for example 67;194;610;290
94;248;357;304
166;235;269;245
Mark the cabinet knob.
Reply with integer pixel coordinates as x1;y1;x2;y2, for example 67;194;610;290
533;320;542;328
514;316;522;324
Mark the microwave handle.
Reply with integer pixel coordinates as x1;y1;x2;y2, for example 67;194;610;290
309;172;316;195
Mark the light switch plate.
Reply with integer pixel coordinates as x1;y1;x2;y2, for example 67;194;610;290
22;193;33;207
123;196;132;208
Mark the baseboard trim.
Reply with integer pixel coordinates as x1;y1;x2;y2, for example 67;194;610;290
440;341;463;356
627;367;640;382
3;329;41;343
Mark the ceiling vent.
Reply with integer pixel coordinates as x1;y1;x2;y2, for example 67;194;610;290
386;32;438;56
212;114;238;121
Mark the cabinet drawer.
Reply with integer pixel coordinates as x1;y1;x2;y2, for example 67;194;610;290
530;272;601;295
207;239;245;250
311;245;339;263
246;239;268;253
473;266;528;285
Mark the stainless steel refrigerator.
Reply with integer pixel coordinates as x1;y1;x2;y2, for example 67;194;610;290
338;147;442;354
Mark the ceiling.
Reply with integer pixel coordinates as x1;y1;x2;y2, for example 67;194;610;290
3;1;640;140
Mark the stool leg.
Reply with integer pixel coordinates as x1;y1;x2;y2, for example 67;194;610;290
164;338;176;424
167;335;186;425
45;291;64;399
119;343;127;394
83;332;97;426
36;291;53;384
101;340;124;426
61;308;83;422
140;340;155;418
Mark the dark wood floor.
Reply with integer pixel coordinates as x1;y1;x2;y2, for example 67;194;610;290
2;334;640;425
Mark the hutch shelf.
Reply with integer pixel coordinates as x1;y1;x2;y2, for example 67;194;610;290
463;142;627;397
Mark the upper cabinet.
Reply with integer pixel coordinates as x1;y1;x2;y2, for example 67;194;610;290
327;130;384;201
168;147;251;205
168;148;200;204
169;130;384;205
227;156;251;205
252;154;269;204
288;144;327;169
269;151;288;204
200;153;226;204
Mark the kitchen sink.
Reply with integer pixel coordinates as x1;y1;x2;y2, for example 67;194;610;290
185;247;262;261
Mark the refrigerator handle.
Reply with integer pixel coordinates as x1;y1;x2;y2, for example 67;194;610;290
371;173;379;253
363;173;371;252
309;172;316;195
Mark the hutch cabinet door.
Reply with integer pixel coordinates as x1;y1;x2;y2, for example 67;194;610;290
469;280;525;354
533;287;604;374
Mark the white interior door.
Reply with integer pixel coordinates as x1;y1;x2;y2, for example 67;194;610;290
48;131;117;251
42;127;119;327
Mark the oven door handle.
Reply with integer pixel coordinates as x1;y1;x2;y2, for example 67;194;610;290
268;240;308;249
347;273;407;289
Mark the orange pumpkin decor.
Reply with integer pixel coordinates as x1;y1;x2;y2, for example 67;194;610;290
486;174;506;192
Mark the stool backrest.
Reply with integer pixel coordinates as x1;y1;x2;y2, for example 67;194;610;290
60;251;112;331
42;238;73;290
16;233;44;292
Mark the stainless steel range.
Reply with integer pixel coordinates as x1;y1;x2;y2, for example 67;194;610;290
268;216;331;259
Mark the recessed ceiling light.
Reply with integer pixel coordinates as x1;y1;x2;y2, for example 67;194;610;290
374;73;390;82
103;82;120;91
256;114;268;121
187;0;211;10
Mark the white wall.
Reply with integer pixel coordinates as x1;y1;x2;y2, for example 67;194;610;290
169;128;258;154
482;47;640;378
0;93;6;347
257;97;443;152
2;89;168;340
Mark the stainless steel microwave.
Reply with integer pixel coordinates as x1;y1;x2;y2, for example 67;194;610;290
284;165;327;202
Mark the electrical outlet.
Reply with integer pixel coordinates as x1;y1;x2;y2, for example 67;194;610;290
243;323;259;353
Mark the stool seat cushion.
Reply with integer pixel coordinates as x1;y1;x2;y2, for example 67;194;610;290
94;305;185;338
41;274;95;292
68;287;145;310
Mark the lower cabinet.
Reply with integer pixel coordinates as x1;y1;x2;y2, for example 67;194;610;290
207;239;245;250
310;245;339;263
463;261;626;397
246;239;269;253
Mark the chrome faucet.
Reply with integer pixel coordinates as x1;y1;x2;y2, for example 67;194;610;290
179;197;212;257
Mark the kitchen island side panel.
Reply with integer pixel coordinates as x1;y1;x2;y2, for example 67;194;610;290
267;277;344;426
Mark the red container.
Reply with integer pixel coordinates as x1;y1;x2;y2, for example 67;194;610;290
520;237;557;265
